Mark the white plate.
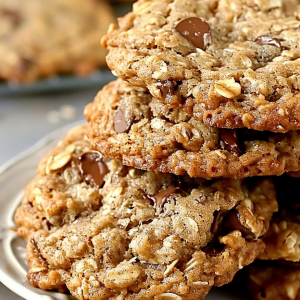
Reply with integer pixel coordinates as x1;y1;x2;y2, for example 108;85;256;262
0;122;248;300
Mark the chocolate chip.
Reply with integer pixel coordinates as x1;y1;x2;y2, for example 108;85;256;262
203;208;255;255
114;108;131;133
219;129;241;156
78;152;109;188
1;8;22;25
175;17;211;49
117;165;129;177
42;218;52;231
159;80;177;99
146;185;178;208
224;210;255;240
255;35;281;48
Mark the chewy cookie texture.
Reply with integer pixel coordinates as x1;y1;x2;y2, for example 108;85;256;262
85;79;300;178
102;0;300;132
15;125;278;299
0;0;114;82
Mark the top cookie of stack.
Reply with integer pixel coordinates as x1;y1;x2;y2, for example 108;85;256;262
102;0;300;133
85;0;300;179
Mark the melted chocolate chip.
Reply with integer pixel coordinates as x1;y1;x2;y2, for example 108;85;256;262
146;185;179;208
219;129;241;156
117;165;129;177
175;17;211;50
42;218;52;231
224;210;255;239
114;108;131;133
203;208;255;255
1;8;22;25
78;152;109;188
255;35;281;48
159;80;177;98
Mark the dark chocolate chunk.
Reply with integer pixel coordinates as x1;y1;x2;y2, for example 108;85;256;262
159;80;177;99
255;35;281;48
224;210;255;239
78;151;109;188
146;185;178;208
175;17;211;49
219;129;241;156
114;108;131;133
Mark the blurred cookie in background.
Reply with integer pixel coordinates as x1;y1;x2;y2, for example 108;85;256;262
0;0;115;82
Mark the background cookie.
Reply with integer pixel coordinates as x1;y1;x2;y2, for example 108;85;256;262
248;261;300;300
15;125;278;299
0;0;115;82
102;0;300;132
258;174;300;261
85;79;300;178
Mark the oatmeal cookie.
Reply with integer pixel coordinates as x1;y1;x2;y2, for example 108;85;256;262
15;125;278;299
258;175;300;261
14;124;105;240
0;0;114;82
244;175;300;300
102;0;300;132
84;79;300;178
248;261;300;300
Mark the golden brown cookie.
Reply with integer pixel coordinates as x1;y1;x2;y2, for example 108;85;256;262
85;79;300;178
15;124;278;299
102;0;300;132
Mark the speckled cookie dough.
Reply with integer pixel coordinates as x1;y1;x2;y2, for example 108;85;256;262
15;125;278;299
102;0;300;132
14;125;105;240
0;0;115;82
84;79;300;178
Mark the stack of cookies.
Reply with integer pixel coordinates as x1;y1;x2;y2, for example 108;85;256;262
14;0;300;299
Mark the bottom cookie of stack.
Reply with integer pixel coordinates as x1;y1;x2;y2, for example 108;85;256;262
14;124;278;300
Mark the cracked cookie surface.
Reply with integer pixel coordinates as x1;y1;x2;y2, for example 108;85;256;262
102;0;300;132
85;79;300;178
15;125;278;300
0;0;114;82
